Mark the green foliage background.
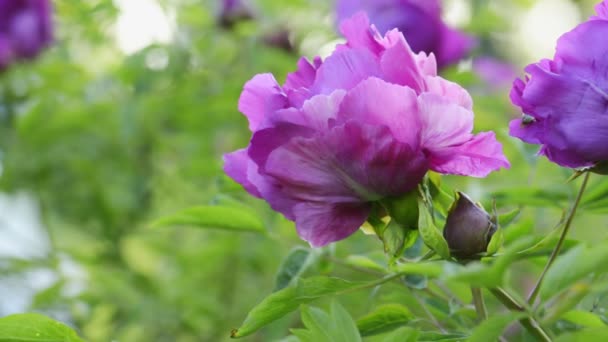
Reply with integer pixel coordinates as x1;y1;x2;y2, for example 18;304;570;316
1;0;608;341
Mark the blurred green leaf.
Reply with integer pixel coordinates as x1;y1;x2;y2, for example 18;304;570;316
232;277;369;338
555;328;608;342
467;313;524;342
356;304;412;337
560;310;607;328
381;326;419;342
274;247;316;291
541;242;608;300
0;313;84;342
297;302;361;342
150;205;265;233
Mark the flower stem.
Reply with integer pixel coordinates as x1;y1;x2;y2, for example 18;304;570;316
471;287;487;321
490;288;552;342
527;172;591;305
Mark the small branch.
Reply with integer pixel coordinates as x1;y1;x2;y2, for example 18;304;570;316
527;172;591;305
471;287;487;321
490;288;552;342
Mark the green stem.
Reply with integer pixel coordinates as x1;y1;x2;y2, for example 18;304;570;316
490;288;552;342
527;172;591;305
471;287;487;321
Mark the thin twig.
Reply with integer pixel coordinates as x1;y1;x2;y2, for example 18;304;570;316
527;172;591;305
471;287;487;321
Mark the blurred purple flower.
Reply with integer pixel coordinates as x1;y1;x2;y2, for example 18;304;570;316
510;0;608;168
219;0;253;28
473;57;517;89
335;0;475;68
0;0;53;71
224;13;509;247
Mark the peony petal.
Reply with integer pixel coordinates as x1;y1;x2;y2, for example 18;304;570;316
311;47;382;95
338;11;383;55
428;132;510;177
555;20;608;89
265;122;428;203
379;34;426;91
263;91;346;131
238;73;288;131
593;0;608;20
424;75;473;110
248;123;314;169
337;77;420;147
418;92;473;151
223;149;261;198
294;202;370;247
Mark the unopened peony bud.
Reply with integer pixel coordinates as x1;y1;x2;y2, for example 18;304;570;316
443;192;496;259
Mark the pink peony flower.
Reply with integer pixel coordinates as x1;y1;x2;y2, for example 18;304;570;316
224;13;509;247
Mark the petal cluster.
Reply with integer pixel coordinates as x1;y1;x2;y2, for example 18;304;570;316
224;13;509;247
335;0;475;68
0;0;53;71
510;0;608;168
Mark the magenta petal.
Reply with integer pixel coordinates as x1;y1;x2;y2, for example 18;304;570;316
223;149;261;198
424;76;473;110
338;77;420;147
265;122;428;202
338;11;383;55
417;92;473;150
429;132;510;177
593;1;608;20
380;35;426;91
508;118;543;145
238;73;288;131
294;202;370;247
311;47;382;95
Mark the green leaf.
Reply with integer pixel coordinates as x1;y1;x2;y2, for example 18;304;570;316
392;262;444;278
542;283;591;325
382;327;419;342
494;188;569;207
467;313;525;342
541;243;608;300
344;255;387;273
231;277;367;338
328;301;362;342
383;221;418;260
497;208;521;228
418;199;450;259
555;328;608;342
356;304;412;337
297;302;361;342
560;310;607;328
485;226;503;256
0;313;85;342
274;247;316;291
150;205;265;233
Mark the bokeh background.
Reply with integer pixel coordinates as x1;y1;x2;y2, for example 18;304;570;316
1;0;607;341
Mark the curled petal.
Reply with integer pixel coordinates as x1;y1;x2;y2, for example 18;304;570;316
429;132;510;177
238;73;288;131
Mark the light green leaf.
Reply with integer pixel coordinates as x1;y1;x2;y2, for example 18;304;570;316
497;208;521;228
560;310;607;328
541;243;608;300
344;255;387;273
274;247;316;291
467;313;525;342
382;327;419;342
297;302;361;342
486;226;503;256
418;199;450;259
383;221;418;260
0;313;85;342
356;304;412;337
150;205;265;233
231;277;367;338
392;262;444;278
555;328;608;342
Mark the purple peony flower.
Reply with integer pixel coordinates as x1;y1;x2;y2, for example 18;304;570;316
219;0;253;28
510;1;608;168
224;13;509;247
335;0;475;68
0;0;53;71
